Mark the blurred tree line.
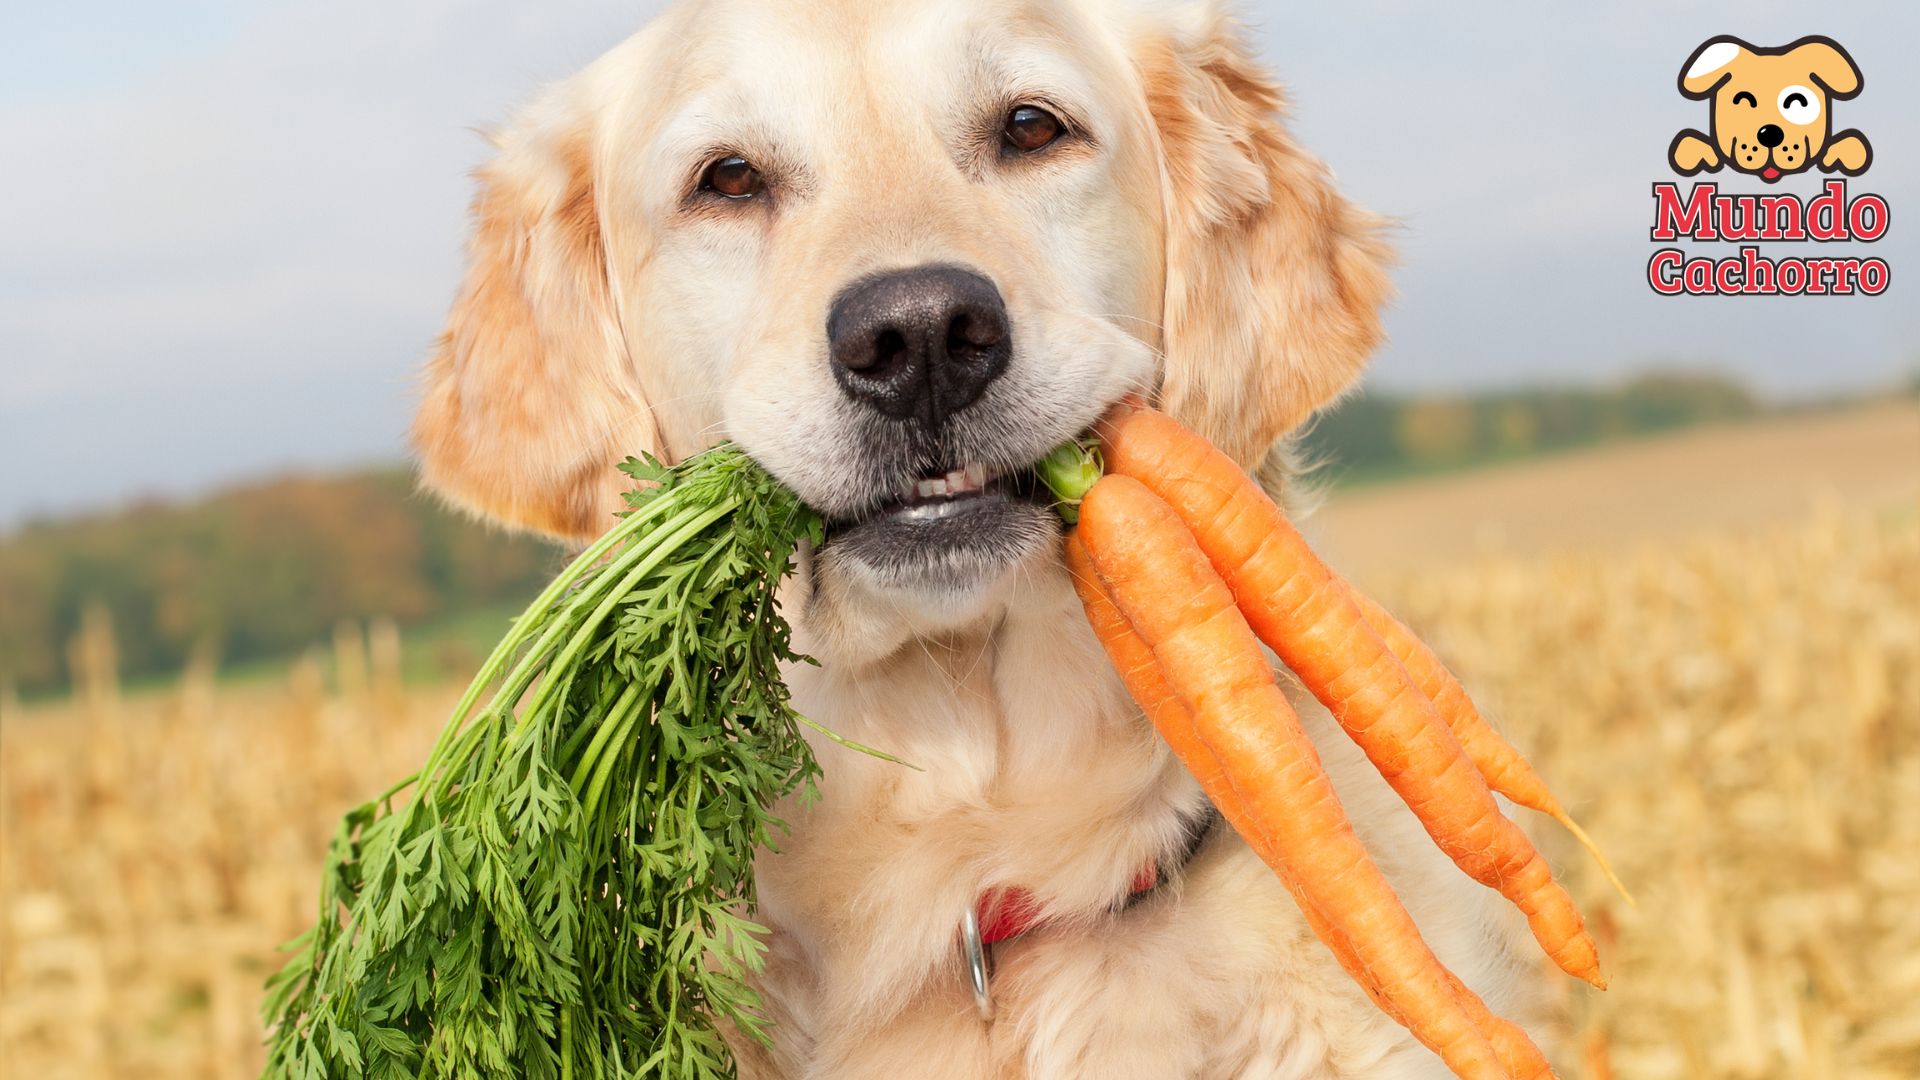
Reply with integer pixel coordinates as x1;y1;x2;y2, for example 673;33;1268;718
1;372;1773;697
1299;372;1760;482
0;471;559;696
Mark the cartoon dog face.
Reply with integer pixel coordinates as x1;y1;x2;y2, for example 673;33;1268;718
1670;35;1871;182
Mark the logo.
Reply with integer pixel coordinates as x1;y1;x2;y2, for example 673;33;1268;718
1668;35;1870;183
1649;35;1888;297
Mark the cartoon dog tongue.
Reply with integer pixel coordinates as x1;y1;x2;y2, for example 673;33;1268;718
1761;166;1781;181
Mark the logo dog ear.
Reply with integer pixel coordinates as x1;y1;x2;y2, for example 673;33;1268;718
1678;36;1752;98
1786;36;1863;98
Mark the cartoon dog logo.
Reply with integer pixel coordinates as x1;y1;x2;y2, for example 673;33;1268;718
1669;35;1871;183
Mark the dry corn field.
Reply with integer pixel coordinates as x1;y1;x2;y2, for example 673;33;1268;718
1383;504;1920;1079
4;492;1917;1076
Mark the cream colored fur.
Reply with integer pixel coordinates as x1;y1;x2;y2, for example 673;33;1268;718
409;0;1561;1075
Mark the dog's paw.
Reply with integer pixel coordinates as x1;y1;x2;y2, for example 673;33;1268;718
1668;131;1721;174
1821;131;1872;175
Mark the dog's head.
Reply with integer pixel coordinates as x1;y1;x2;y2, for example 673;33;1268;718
1679;35;1861;182
412;0;1388;633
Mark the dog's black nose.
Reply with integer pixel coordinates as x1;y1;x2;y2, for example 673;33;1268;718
1756;124;1785;148
827;266;1010;425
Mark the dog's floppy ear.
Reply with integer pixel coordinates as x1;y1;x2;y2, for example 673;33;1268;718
1679;36;1751;98
411;80;662;543
1135;4;1392;467
1787;36;1863;98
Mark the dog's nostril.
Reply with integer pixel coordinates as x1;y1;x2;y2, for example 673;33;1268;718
948;312;1003;355
852;328;906;374
1756;124;1784;148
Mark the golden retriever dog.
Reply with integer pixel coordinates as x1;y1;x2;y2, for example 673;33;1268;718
411;0;1558;1075
1670;35;1871;182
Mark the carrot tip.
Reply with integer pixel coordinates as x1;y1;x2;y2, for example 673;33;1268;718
1551;809;1635;908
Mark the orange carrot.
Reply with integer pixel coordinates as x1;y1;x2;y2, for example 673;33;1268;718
1098;404;1604;989
1068;534;1556;1080
1296;900;1555;1080
1072;482;1505;1080
1348;588;1631;904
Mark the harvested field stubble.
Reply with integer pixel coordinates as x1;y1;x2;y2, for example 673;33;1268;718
1383;506;1920;1079
2;507;1915;1078
2;651;448;1080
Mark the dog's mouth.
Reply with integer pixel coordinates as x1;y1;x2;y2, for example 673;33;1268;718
820;456;1058;590
1761;165;1782;182
857;462;1044;522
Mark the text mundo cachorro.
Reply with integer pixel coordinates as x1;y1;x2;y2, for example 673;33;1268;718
1648;180;1890;296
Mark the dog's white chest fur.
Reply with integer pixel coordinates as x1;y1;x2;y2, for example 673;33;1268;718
729;561;1552;1080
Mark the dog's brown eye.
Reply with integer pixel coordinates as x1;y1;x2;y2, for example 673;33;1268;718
701;156;764;199
1004;105;1064;153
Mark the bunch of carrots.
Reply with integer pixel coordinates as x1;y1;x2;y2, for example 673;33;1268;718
1062;403;1626;1080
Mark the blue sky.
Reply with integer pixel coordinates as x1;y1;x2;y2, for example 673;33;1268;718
2;0;1915;524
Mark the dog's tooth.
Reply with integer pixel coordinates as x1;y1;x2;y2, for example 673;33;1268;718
919;478;947;498
964;463;988;488
945;467;973;492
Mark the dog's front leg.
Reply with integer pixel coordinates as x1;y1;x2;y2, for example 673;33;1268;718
1668;130;1721;174
1821;130;1872;174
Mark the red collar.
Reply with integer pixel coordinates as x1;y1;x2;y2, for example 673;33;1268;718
970;807;1221;948
974;859;1161;946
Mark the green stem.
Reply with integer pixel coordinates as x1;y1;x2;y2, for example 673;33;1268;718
567;681;645;796
413;499;674;795
1035;436;1104;523
443;498;669;737
791;713;918;769
370;770;420;807
509;498;741;741
483;504;704;733
555;675;624;766
579;693;647;826
413;498;713;801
